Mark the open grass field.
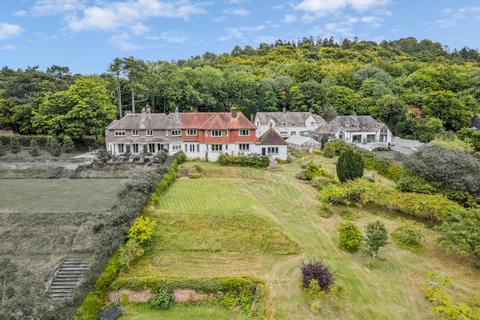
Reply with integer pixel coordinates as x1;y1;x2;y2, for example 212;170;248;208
0;177;126;281
118;158;480;319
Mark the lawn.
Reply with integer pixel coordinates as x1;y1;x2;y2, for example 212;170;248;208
121;304;245;320
0;178;125;212
118;158;480;319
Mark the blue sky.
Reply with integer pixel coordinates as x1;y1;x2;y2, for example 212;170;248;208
0;0;479;73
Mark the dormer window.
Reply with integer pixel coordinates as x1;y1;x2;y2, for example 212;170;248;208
146;130;153;136
211;130;222;137
187;129;197;136
171;129;181;136
114;130;126;136
282;122;286;126
132;129;139;136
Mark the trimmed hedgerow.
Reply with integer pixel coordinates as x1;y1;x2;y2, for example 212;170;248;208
217;154;269;168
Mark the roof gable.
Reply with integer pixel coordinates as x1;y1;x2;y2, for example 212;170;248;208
257;128;288;145
181;112;255;130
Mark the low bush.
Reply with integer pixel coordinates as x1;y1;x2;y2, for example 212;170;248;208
424;272;479;319
150;289;175;310
338;222;363;252
63;137;75;153
318;202;333;218
118;240;145;270
29;140;41;157
128;216;155;245
396;174;436;194
0;141;6;157
311;176;337;189
301;261;335;291
217;154;269;168
319;179;389;208
339;208;357;220
46;138;62;157
305;162;328;180
323;140;350;158
176;152;186;164
392;224;423;248
9;138;21;156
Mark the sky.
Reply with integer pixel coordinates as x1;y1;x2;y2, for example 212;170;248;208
0;0;479;74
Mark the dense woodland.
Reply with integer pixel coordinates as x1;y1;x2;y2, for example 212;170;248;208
1;37;480;144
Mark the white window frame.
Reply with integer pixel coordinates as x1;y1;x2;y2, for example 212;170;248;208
115;130;126;136
239;129;250;137
132;129;139;136
187;129;197;136
239;144;250;151
117;144;125;153
210;144;223;152
146;130;153;137
291;131;297;136
211;130;222;137
132;144;139;153
171;129;181;136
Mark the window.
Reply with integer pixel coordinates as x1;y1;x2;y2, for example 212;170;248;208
187;129;197;136
367;134;376;143
146;130;153;136
239;144;250;151
380;126;388;143
148;144;155;153
132;129;139;136
171;129;181;136
173;144;181;151
132;144;139;153
211;130;222;137
267;147;279;154
352;135;362;143
239;129;250;137
189;144;197;152
210;144;223;152
115;130;126;136
291;131;297;136
310;121;315;126
117;144;124;153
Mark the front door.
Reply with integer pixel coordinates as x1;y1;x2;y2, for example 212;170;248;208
262;147;266;156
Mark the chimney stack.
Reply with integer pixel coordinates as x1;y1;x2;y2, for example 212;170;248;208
282;106;286;113
231;107;237;118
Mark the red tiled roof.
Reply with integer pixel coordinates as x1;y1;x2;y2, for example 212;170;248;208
257;128;288;145
181;112;255;129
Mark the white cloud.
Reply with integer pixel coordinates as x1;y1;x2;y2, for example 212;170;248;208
32;0;86;16
223;8;251;16
146;31;189;44
437;6;480;28
294;0;389;16
311;14;383;38
284;14;297;23
0;23;23;39
14;10;27;17
0;44;16;50
218;25;265;42
131;23;150;36
67;0;206;32
109;33;142;51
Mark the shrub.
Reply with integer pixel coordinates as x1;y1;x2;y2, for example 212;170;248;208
336;150;364;182
176;151;186;164
46;138;62;157
63;136;75;153
339;209;357;220
437;209;480;268
363;221;389;258
424;272;479;319
152;151;168;164
217;154;269;168
392;224;423;248
458;128;480;152
318;202;333;218
304;162;328;180
188;164;203;179
9;138;21;156
301;261;334;291
319;179;388;207
0;141;6;157
338;222;363;252
311;176;337;189
323;140;350;158
128;216;155;245
150;289;175;310
396;174;436;194
29;140;40;157
405;145;480;197
118;240;145;270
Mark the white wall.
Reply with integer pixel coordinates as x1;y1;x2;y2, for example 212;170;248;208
254;115;321;138
334;126;392;145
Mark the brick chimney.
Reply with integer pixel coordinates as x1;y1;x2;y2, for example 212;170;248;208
231;107;237;118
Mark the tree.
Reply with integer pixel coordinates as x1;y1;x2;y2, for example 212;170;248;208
423;91;472;131
32;77;117;138
363;221;389;258
437;209;480;268
325;85;364;115
414;117;444;142
336;150;364;182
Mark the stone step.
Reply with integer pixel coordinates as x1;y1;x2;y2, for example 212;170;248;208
47;259;93;301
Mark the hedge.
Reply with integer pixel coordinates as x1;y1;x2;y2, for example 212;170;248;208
217;154;269;168
75;155;180;320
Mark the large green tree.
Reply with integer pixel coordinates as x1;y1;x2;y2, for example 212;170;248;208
32;77;117;138
423;90;473;131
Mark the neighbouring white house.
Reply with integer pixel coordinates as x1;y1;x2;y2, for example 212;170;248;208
286;135;321;152
254;109;327;139
311;115;392;147
256;128;288;161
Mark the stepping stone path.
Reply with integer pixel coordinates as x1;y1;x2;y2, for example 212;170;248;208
47;259;92;300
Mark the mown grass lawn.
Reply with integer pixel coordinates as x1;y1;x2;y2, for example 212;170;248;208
121;304;245;320
119;158;480;319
